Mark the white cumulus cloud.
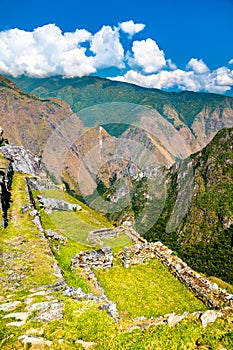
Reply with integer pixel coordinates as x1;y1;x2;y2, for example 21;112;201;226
127;38;166;73
186;58;210;74
205;67;233;93
0;21;232;95
0;24;93;77
90;25;125;69
119;20;145;37
109;69;201;91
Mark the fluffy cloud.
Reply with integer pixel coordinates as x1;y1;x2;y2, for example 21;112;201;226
0;24;93;77
0;22;232;94
90;25;124;69
119;20;145;36
109;69;201;91
109;65;233;94
205;67;233;93
0;23;125;77
186;58;209;74
127;38;166;73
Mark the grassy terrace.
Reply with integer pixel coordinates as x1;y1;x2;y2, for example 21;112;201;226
95;258;207;321
0;173;58;296
34;188;133;292
37;188;132;249
0;174;233;349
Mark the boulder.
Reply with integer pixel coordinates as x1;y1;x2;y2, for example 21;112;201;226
200;310;219;327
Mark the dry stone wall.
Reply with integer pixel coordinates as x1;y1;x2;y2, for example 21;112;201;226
87;224;145;246
71;247;113;270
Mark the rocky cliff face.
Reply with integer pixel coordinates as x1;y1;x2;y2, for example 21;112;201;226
144;128;233;283
0;76;74;155
11;75;233;154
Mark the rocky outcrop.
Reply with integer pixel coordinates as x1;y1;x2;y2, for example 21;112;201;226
0;145;42;176
37;195;81;213
26;176;57;190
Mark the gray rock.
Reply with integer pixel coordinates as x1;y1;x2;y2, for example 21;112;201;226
167;313;187;326
4;311;30;326
76;339;97;349
46;229;68;244
0;145;42;176
32;301;64;323
200;310;219;327
37;195;81;213
18;335;52;347
0;300;21;312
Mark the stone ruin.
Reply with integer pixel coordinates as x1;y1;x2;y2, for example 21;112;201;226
87;227;124;245
46;229;68;245
71;247;113;270
87;224;146;246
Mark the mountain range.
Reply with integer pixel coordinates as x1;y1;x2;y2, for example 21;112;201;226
0;74;233;349
0;74;233;284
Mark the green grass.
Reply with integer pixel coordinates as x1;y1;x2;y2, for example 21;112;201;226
49;210;107;245
101;233;133;253
53;240;93;293
0;173;58;297
95;258;207;320
37;189;132;250
38;188;112;228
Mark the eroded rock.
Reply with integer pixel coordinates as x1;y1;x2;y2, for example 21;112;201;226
200;310;220;327
37;195;81;213
0;300;21;312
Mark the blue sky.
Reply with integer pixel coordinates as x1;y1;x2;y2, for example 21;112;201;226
0;0;233;95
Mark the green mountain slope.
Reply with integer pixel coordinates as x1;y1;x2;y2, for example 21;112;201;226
11;75;233;127
145;127;233;283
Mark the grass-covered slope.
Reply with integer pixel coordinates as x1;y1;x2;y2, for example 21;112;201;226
95;259;206;320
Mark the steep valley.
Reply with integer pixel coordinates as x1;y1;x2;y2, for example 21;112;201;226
0;74;233;349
